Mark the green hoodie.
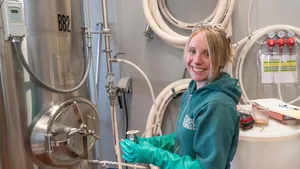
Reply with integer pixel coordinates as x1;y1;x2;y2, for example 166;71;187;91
174;72;242;169
135;72;241;169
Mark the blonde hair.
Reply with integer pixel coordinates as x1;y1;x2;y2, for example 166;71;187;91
184;24;234;82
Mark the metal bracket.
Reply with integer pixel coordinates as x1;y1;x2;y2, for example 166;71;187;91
117;77;132;93
144;24;154;39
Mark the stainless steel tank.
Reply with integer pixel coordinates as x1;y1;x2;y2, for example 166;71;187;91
0;0;99;169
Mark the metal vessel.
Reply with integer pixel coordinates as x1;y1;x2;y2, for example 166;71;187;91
0;0;99;169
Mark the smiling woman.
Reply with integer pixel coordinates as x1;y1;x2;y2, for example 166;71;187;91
184;23;233;87
185;32;211;87
119;23;241;169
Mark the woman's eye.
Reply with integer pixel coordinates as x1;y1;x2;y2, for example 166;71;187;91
205;52;209;57
188;50;196;55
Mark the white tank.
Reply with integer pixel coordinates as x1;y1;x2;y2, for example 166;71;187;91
232;111;300;169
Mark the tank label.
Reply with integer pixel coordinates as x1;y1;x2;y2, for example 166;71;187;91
57;14;71;32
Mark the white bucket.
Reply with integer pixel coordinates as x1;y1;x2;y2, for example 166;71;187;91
231;117;300;169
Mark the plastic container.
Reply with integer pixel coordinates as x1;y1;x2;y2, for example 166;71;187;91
231;106;300;169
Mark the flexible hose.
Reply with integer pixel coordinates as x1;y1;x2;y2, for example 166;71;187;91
143;79;190;169
143;0;187;45
158;0;219;30
144;79;191;137
221;0;236;29
110;58;192;138
234;25;300;104
110;58;161;136
158;0;235;30
247;0;254;34
12;39;91;94
143;0;233;47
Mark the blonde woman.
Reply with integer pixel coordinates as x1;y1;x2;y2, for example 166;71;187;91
120;23;241;169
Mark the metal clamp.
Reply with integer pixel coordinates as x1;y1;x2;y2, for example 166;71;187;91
102;28;110;35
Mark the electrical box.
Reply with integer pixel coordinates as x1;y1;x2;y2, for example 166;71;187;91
2;0;25;40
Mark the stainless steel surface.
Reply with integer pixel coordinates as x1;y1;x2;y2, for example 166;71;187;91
28;97;99;167
0;0;98;169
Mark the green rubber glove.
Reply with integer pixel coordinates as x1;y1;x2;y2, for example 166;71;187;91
120;139;202;169
137;132;176;152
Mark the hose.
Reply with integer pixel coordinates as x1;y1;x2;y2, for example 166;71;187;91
158;0;219;30
141;79;191;169
144;79;191;137
110;58;161;136
234;25;300;104
12;36;91;94
143;0;234;48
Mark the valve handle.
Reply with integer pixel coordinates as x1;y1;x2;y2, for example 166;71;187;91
72;101;85;128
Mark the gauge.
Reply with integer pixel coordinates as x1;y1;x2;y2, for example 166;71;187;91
267;31;275;38
277;30;286;38
288;31;295;37
106;73;115;82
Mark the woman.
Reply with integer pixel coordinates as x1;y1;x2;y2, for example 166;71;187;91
120;23;242;169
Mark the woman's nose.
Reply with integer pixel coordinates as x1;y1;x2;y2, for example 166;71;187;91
193;55;203;64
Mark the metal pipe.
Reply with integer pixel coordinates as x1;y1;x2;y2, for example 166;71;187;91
81;0;97;101
95;23;103;87
100;1;122;169
90;31;104;34
101;0;113;75
110;101;122;169
80;0;101;162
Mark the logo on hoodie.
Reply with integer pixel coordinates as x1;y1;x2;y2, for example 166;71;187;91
182;114;195;130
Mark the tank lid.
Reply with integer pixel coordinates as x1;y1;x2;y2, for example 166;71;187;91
28;97;100;167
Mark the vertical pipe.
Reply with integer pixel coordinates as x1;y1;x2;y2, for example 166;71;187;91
101;0;122;168
101;0;113;74
81;0;98;104
81;0;100;162
95;23;103;87
110;101;122;169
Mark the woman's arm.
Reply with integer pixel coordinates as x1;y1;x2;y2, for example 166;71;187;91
120;101;240;169
138;132;176;152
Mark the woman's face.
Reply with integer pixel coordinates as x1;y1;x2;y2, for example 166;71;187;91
185;32;211;86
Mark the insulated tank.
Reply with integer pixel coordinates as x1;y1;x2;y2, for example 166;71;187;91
0;0;99;169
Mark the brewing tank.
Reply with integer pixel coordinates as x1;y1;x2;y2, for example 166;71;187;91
0;0;99;169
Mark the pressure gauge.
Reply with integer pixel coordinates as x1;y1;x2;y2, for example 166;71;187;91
267;31;275;38
106;73;115;82
288;31;295;37
277;30;286;38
